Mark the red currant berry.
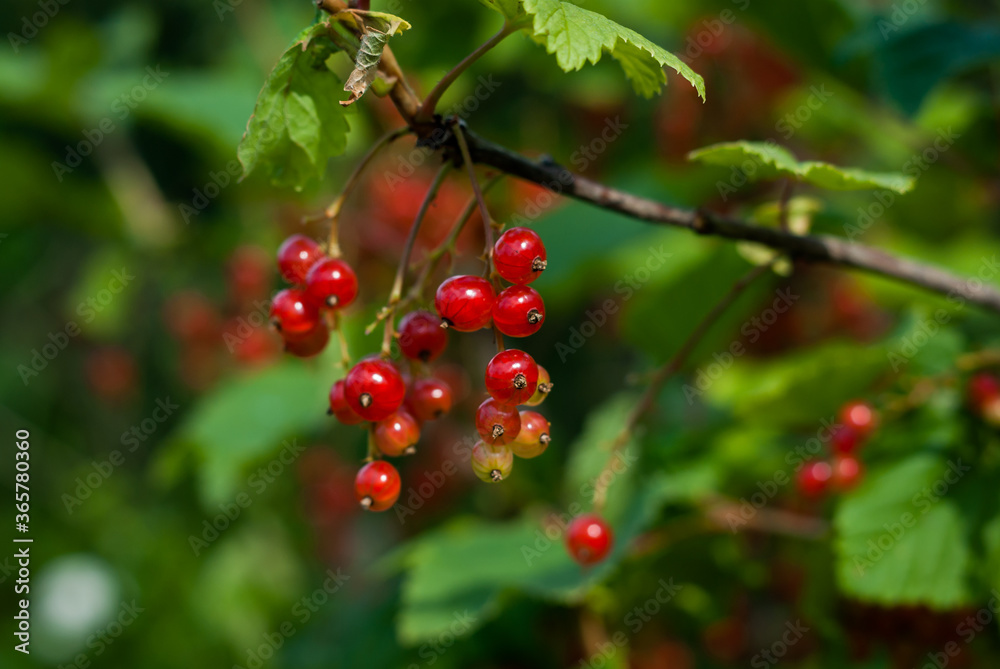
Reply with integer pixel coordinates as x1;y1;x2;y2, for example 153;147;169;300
492;285;545;338
470;442;513;482
797;461;832;497
968;373;1000;409
494;227;547;285
475;398;521;445
832;455;863;491
344;357;406;421
305;257;358;310
277;234;325;285
839;401;877;438
485;349;538;406
270;288;321;338
830;425;860;454
398;310;449;362
407;378;453;422
565;514;613;566
524;366;552;406
283;321;329;357
354;460;401;511
328;380;363;425
510;411;550;459
434;275;495;332
374;411;420;456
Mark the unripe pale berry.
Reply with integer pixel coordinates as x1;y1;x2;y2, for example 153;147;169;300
510;411;550;458
277;234;325;285
434;275;495;332
475;398;521;445
524;365;552;406
492;285;545;338
565;514;613;565
494;227;547;285
374;411;420;456
354;460;401;511
485;349;538;406
344;357;406;421
470;442;513;483
305;257;358;310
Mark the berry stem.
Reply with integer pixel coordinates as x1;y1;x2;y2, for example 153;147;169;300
403;175;504;306
323;126;410;256
451;121;496;278
372;163;453;356
326;311;352;370
415;23;517;123
591;259;777;511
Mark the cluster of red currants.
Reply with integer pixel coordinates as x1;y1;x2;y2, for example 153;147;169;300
968;372;1000;426
269;234;359;357
433;227;553;485
798;400;878;497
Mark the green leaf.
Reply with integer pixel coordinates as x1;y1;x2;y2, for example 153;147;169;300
168;360;336;506
340;13;410;106
687;140;916;193
562;393;638;505
834;455;972;608
237;24;350;191
521;0;705;100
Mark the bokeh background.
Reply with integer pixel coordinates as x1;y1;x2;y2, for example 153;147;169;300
3;0;1000;667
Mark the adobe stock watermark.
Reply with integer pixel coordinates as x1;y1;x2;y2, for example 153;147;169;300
52;66;171;181
876;0;930;39
723;416;841;531
63;397;180;514
178;159;242;224
886;254;999;371
554;246;673;362
845;127;959;241
232;568;349;669
405;610;478;669
222;299;273;354
382;76;502;191
56;600;145;669
716;85;834;201
8;0;72;53
394;435;478;523
853;459;971;575
750;620;810;668
915;590;1000;669
17;268;136;386
520;447;639;565
682;287;799;403
188;439;306;556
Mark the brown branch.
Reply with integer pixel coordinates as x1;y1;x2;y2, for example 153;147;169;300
316;1;1000;315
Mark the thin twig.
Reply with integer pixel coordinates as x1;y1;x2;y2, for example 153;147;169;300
592;259;777;510
369;163;453;356
452;120;506;351
321;126;410;256
415;24;516;123
403;174;505;308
